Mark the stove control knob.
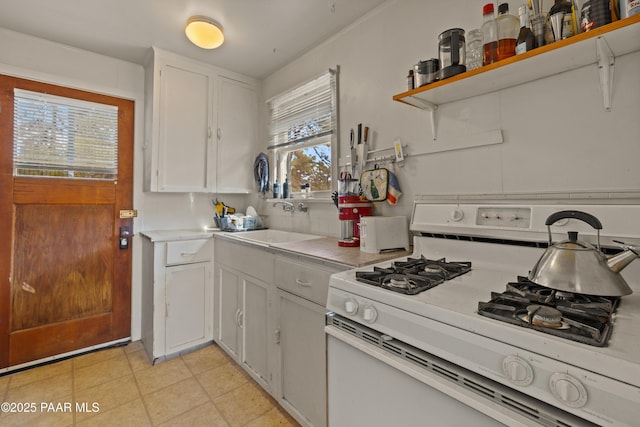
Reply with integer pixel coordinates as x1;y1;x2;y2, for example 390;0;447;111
502;356;534;386
549;373;588;408
344;298;359;315
450;208;464;222
362;304;378;323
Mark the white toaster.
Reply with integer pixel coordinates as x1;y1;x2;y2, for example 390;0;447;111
359;216;411;254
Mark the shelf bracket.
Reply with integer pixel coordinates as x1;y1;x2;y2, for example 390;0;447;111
596;37;614;112
407;96;438;141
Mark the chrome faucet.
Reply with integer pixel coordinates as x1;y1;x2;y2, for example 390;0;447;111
273;200;295;212
272;200;309;213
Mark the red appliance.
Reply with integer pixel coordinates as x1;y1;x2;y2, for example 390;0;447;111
338;179;373;247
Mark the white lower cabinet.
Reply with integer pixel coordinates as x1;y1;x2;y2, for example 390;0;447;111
141;235;214;362
276;289;328;427
165;262;210;353
217;264;241;360
274;255;346;427
214;238;274;389
214;236;346;426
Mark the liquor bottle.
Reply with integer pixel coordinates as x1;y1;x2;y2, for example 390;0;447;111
481;3;498;65
580;0;612;33
516;5;535;54
496;3;519;60
283;175;290;199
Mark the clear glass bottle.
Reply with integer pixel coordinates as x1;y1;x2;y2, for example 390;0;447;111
481;3;498;66
466;29;483;70
496;3;519;60
530;0;547;48
516;5;535;54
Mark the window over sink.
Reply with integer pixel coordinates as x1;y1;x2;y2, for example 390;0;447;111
267;68;338;196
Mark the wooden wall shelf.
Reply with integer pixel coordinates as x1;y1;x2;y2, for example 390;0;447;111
393;15;640;110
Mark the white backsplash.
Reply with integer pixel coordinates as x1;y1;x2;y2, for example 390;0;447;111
248;195;341;237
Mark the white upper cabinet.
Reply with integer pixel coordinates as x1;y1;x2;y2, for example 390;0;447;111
215;76;258;193
144;47;259;193
157;59;214;192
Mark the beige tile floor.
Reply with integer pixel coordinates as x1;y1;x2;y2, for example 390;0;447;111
0;341;300;427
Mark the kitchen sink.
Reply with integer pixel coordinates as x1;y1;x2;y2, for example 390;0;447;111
222;229;324;246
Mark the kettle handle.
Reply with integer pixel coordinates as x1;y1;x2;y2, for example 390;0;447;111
545;210;602;250
545;210;603;229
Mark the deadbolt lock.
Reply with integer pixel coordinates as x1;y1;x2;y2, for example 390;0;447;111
119;209;138;219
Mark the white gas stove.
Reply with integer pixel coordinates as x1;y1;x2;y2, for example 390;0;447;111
326;193;640;427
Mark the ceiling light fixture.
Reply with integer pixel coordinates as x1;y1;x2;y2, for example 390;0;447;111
185;15;224;49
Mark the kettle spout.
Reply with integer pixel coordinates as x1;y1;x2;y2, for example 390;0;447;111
607;247;640;273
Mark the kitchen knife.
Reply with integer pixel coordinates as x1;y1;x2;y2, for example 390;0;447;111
349;128;356;178
354;123;364;179
356;124;364;178
362;126;369;172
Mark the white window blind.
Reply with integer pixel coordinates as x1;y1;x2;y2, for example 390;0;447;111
267;69;337;149
13;88;118;180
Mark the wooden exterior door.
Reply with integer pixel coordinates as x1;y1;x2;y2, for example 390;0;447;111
0;75;134;368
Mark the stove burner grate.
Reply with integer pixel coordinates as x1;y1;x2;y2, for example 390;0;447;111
477;277;619;347
355;256;471;295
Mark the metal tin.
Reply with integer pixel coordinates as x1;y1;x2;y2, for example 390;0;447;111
414;58;440;87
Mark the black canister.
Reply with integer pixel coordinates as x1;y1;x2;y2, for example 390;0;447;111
580;0;612;33
438;28;467;80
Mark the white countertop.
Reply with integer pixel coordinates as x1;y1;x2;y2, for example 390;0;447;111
140;228;220;242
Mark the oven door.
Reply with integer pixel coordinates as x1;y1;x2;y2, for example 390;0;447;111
326;316;598;427
327;326;515;427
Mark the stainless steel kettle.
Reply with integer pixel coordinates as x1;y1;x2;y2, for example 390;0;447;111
528;210;638;296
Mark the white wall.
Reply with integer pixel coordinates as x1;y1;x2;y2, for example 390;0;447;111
259;0;640;230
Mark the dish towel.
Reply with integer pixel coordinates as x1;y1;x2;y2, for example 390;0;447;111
387;170;402;206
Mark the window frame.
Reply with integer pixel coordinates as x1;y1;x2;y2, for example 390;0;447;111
267;68;339;198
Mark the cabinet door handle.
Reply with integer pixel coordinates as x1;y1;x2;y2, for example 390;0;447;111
275;328;281;345
238;310;243;328
180;251;198;256
295;278;312;287
235;309;240;326
208;126;212;139
217;128;222;141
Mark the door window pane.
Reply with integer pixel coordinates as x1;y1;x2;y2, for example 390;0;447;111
13;89;118;179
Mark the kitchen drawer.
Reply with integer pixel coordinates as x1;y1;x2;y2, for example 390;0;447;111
166;239;212;265
275;256;334;305
215;238;274;281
